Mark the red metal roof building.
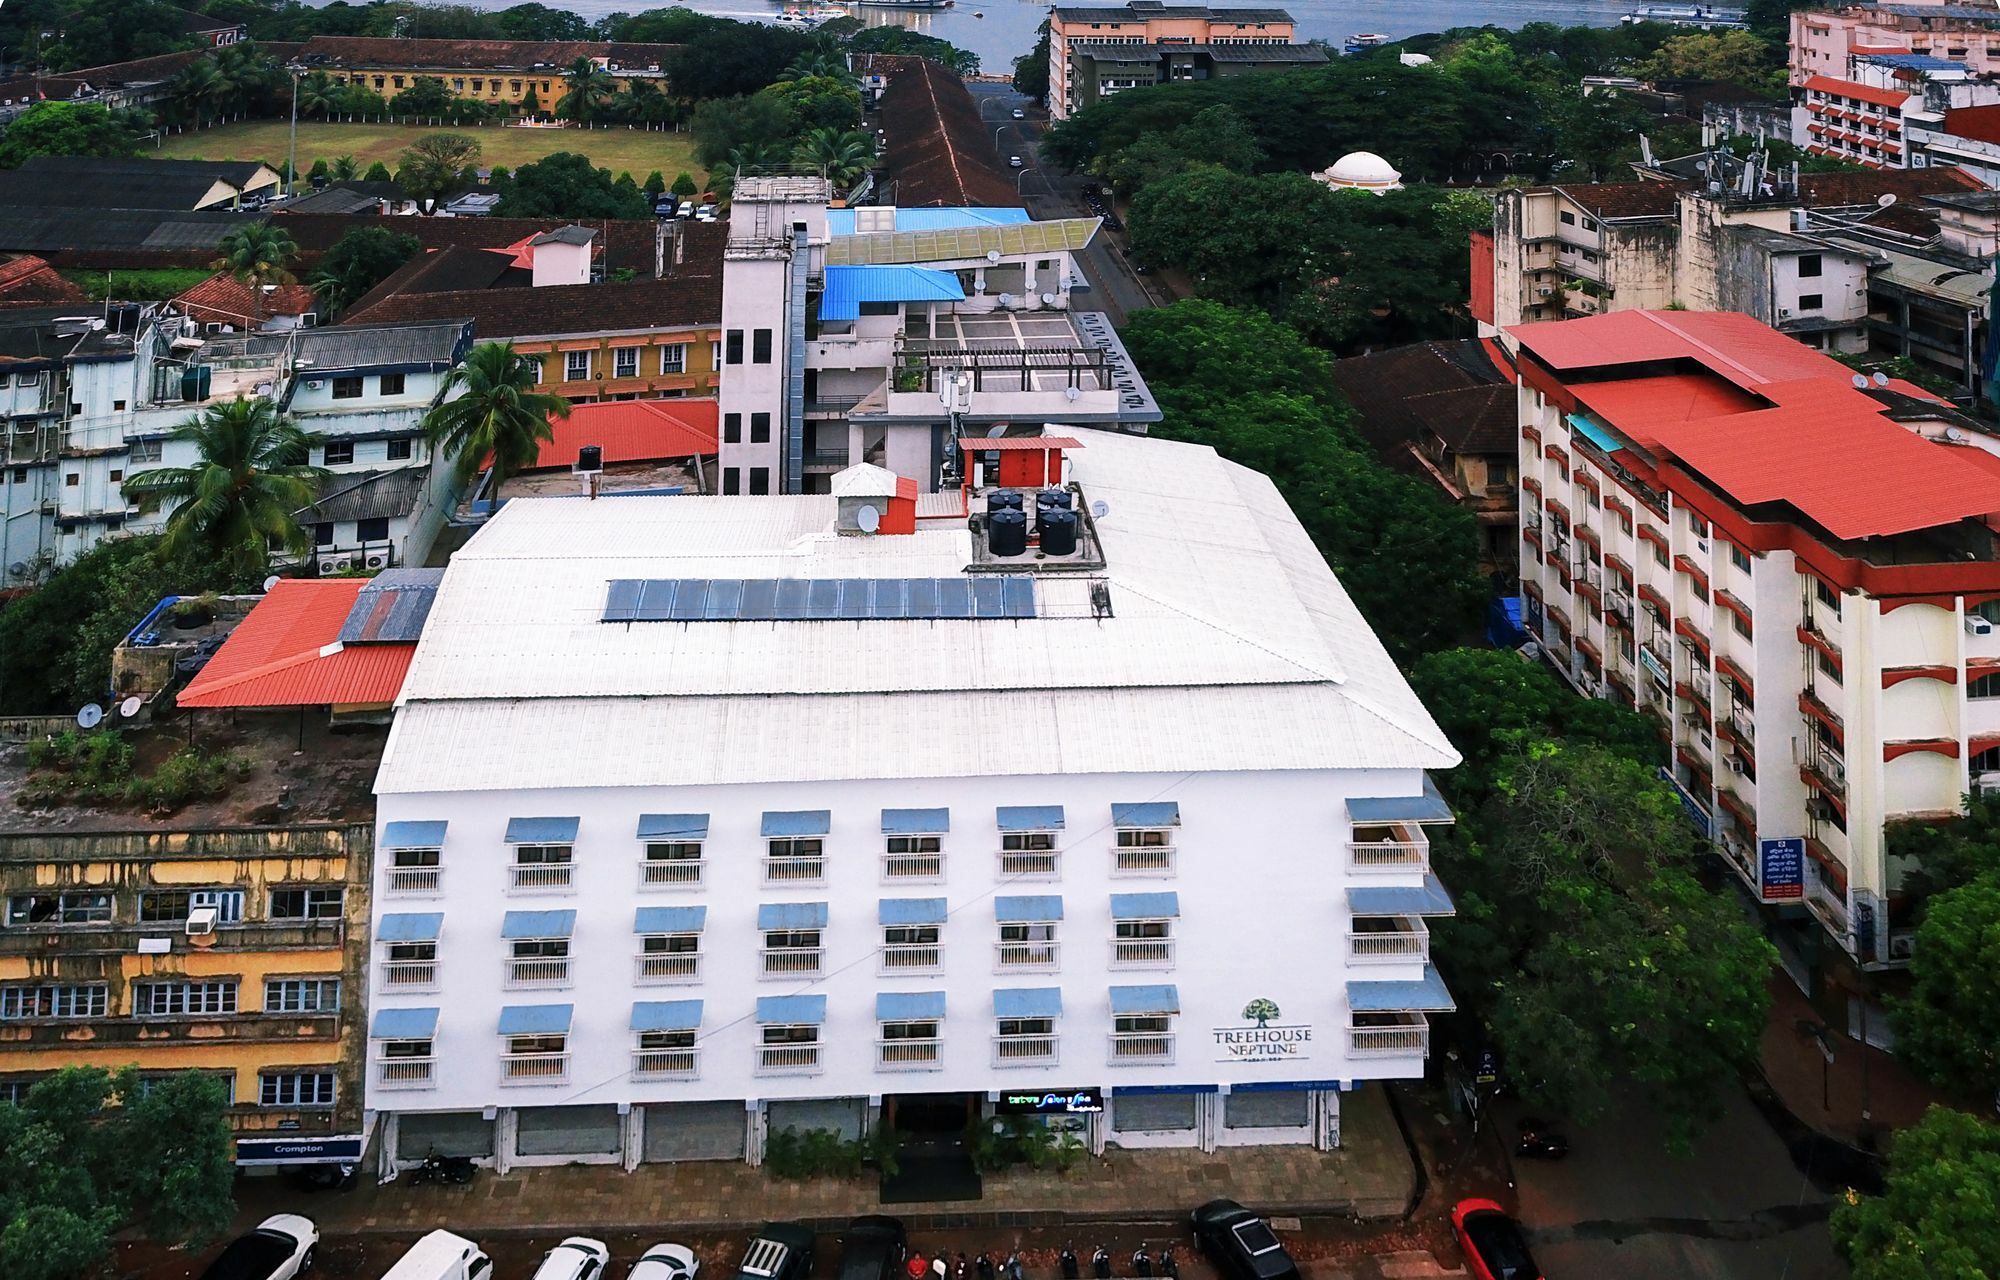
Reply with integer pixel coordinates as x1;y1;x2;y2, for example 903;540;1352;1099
1508;308;2000;981
529;398;719;472
179;579;419;709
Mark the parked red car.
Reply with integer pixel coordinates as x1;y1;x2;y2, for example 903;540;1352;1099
1452;1199;1543;1280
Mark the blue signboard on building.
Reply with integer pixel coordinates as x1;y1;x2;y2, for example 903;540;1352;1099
1759;837;1805;902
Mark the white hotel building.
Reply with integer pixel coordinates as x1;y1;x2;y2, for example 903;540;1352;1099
364;428;1459;1171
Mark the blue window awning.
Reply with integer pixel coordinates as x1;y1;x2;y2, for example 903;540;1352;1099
877;990;946;1021
370;1006;438;1039
994;895;1064;922
1347;874;1456;917
762;810;831;838
637;813;710;840
1109;984;1180;1016
381;820;447;849
993;987;1063;1019
1347;965;1456;1013
506;816;579;844
879;898;948;926
1111;802;1180;828
636;905;707;934
1110;892;1180;920
630;999;703;1032
501;909;575;939
378;912;443;942
498;1003;573;1035
756;994;826;1025
820;265;965;322
997;805;1065;832
1346;776;1454;825
758;901;829;930
881;807;950;835
1567;413;1627;455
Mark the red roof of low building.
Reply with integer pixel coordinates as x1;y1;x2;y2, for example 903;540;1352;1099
179;579;414;708
0;253;85;305
959;436;1085;451
1802;74;1910;110
530;398;719;471
173;272;317;326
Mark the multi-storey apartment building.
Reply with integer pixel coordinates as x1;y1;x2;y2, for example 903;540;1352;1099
1509;308;2000;986
365;429;1460;1172
1046;2;1326;121
1792;1;2000;90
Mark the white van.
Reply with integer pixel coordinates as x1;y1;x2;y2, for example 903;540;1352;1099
382;1230;493;1280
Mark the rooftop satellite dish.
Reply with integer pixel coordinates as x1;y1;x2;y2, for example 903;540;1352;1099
1063;385;1081;402
986;249;1002;264
75;703;103;730
1878;193;1897;208
1852;374;1871;389
118;696;142;719
1090;498;1110;519
1872;371;1890;387
856;504;881;534
1040;292;1056;306
262;574;281;592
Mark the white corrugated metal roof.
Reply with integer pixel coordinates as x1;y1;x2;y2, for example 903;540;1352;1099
377;429;1457;793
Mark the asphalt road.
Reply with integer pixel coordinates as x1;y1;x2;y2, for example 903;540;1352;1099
1509;1086;1848;1280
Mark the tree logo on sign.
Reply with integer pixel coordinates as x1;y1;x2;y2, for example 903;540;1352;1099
1242;998;1280;1028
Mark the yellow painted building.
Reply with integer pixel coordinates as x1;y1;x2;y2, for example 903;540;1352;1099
521;326;721;403
295;36;678;109
0;824;371;1146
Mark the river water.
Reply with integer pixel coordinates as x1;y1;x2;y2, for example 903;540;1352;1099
312;0;1638;75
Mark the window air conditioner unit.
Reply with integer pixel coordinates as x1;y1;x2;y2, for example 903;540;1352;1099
1806;798;1834;821
1966;615;1993;636
1888;933;1915;961
305;379;324;390
185;906;217;937
364;553;388;570
1976;772;2000;795
1727;756;1747;775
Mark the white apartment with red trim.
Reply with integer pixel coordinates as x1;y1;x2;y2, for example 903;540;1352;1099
1509;309;2000;984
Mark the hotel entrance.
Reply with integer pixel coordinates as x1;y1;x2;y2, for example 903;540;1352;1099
880;1092;981;1203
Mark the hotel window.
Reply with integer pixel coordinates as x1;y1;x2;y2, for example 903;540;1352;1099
7;891;111;926
1730;611;1751;640
1000;830;1058;876
758;1023;819;1073
1113;827;1174;874
614;347;640;378
323;440;354;466
723;413;742;444
264;977;340;1014
0;984;107;1020
259;1071;335;1108
725;330;744;365
997;921;1058;967
133;979;238;1018
382;939;436;986
750;412;771;444
723;467;740;495
885;834;943;879
1729;543;1752;574
1814;577;1843;616
878;1018;941;1068
1111;918;1174;968
750;467;770;495
881;923;942;973
659;344;687;374
637;932;701;981
269;887;343;920
1816;650;1843;685
530;358;545;385
752;329;773;364
765;836;824;883
332;376;363;399
565;350;591;380
510;843;574;890
507;936;570;986
1970;672;2000;700
138;888;242;924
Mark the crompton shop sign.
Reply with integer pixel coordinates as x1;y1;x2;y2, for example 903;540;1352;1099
1213;998;1312;1062
235;1134;365;1166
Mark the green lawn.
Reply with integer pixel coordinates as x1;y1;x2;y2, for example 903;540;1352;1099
153;119;706;187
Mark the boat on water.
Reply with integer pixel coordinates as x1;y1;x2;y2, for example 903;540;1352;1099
1343;32;1387;53
1620;4;1749;28
774;3;848;25
849;0;949;8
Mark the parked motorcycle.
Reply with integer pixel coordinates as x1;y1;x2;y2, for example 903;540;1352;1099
407;1150;476;1185
1514;1118;1570;1160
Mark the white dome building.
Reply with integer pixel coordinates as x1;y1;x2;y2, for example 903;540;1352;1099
1314;151;1403;194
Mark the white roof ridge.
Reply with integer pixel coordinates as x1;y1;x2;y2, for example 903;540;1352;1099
1101;574;1345;685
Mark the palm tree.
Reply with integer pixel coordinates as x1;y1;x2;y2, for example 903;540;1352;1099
329;155;360;181
122;398;327;577
556;57;616;124
168;61;226;125
422;342;572;489
785;45;851;81
211;223;300;324
296;70;341;119
795;127;875;187
728;142;788;174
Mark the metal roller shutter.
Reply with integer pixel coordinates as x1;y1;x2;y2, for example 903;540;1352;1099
1111;1091;1198;1133
515;1104;622;1156
1224;1090;1310;1130
642;1100;747;1162
396;1111;495;1159
766;1096;865;1141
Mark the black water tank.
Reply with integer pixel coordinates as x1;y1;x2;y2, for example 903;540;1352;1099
1040;508;1078;556
989;489;1023;512
1036;488;1073;513
989;508;1028;557
577;444;603;472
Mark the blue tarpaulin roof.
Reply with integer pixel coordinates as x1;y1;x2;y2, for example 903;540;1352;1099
378;912;442;942
757;994;826;1024
505;816;579;844
882;807;950;834
1109;984;1180;1015
1347;966;1456;1013
630;1000;703;1032
995;895;1064;922
637;813;709;839
761;810;830;838
993;987;1063;1019
370;1006;437;1038
1347;776;1454;824
1567;413;1626;455
498;1003;573;1035
758;901;829;930
1111;802;1180;827
997;805;1065;831
501;909;575;938
381;820;447;849
636;905;707;933
1110;892;1180;919
1347;874;1457;917
879;898;948;926
825;206;1031;235
876;991;946;1020
820;265;965;321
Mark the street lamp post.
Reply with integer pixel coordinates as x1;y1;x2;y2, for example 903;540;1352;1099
285;63;305;198
1016;168;1039;195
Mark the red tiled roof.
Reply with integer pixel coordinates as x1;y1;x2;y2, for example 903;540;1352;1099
293;36;678;73
179;579;414;708
861;54;1019;208
173;272;316;326
1550;182;1683;219
531;398;718;470
1803;74;1910;109
0;253;85;304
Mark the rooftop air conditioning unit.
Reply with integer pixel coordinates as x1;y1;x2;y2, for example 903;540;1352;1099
1966;615;1993;635
305;379;324;390
185;906;217;937
317;555;346;577
364;552;388;571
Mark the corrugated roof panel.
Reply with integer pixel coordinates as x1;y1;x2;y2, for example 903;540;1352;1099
826;207;1032;236
630;1000;702;1032
756;994;826;1024
878;897;948;925
1108;984;1179;1015
993;987;1062;1018
1347;965;1455;1012
876;991;946;1020
820;265;966;321
758;901;830;930
371;1006;438;1038
498;1004;573;1035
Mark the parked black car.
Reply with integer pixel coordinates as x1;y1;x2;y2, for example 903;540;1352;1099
837;1216;907;1280
1190;1200;1300;1280
739;1224;817;1280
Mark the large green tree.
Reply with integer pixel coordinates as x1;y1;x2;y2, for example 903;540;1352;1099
423;342;572;487
1890;875;2000;1099
309;225;421;316
396;131;482;204
0;101;137;168
556;56;616;123
121;398;326;579
495;152;651;219
1013;20;1051;102
1831;1105;2000;1280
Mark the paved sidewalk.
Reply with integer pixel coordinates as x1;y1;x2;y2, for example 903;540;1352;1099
1758;974;1945;1147
240;1087;1415;1237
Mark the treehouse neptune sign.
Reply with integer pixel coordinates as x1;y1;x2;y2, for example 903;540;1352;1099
1212;998;1313;1063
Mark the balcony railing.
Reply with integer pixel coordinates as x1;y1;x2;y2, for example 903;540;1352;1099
992;1033;1059;1067
882;851;944;881
756;1044;822;1075
631;1048;699;1080
762;855;825;885
998;850;1061;878
375;1058;435;1089
635;952;701;983
877;1037;944;1070
761;948;824;978
639;859;704;888
1347;840;1428;871
994;941;1060;971
880;944;942;974
504;957;571;988
1109;938;1176;969
1806;884;1850;937
1111;844;1175;875
1349;1021;1430;1056
1107;1032;1175;1064
380;960;437;988
501;1052;570;1085
1347;928;1429;964
386;866;442;895
509;863;573;892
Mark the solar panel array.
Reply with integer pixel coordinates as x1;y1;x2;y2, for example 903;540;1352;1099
826;218;1102;267
603;577;1037;622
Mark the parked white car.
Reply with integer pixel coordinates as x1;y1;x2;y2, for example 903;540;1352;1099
533;1238;612;1280
200;1214;320;1280
629;1243;700;1280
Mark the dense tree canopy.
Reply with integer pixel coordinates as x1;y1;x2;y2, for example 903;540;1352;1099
1832;1106;2000;1280
0;102;137;168
494;151;651;219
1890;875;2000;1099
310;225;421;317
